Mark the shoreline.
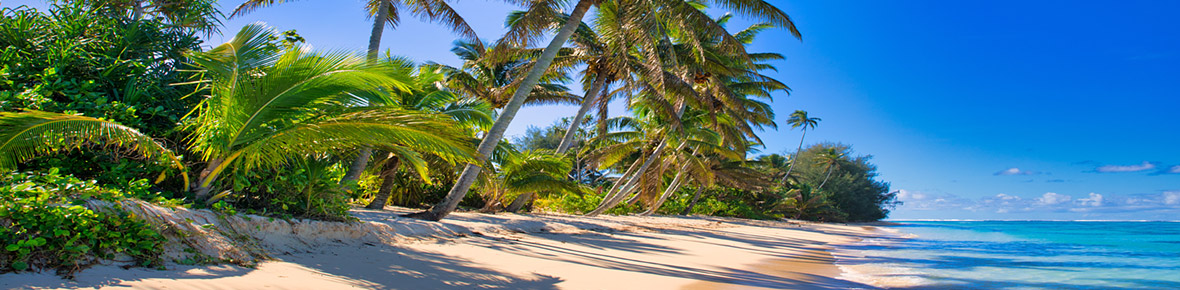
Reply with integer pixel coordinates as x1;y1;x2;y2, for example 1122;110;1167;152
2;207;888;289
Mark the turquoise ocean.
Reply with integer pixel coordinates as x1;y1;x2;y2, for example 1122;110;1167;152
834;221;1180;289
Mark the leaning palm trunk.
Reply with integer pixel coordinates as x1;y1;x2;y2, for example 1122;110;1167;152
341;0;391;184
556;74;607;153
640;162;691;216
595;149;646;208
365;156;400;209
194;158;224;200
680;185;704;215
585;139;679;216
505;192;533;212
780;128;806;184
586;101;689;216
818;163;835;190
132;1;145;20
505;73;607;211
406;0;595;221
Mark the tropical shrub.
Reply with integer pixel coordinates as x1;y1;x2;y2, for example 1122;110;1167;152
0;4;204;189
0;24;477;217
789;143;899;221
225;156;353;220
536;191;640;215
0;169;165;277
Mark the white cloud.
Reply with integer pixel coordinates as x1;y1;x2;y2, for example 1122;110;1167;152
996;193;1021;200
896;189;927;201
1076;193;1104;207
1095;161;1156;173
1166;166;1180;174
895;191;1180;219
1036;192;1072;205
994;167;1038;176
1165;192;1180;205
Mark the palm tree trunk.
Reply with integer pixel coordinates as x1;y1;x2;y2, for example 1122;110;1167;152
405;0;595;221
586;140;681;216
586;101;689;217
681;185;704;215
341;1;391;184
365;157;400;209
132;1;145;20
641;164;689;216
556;74;607;154
193;158;224;200
586;141;668;216
342;149;374;184
366;1;389;60
505;192;534;213
596;98;610;139
818;163;835;190
780;129;806;184
596;151;645;208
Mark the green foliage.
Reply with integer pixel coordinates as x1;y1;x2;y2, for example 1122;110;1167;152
788;143;899;221
184;24;474;197
0;111;189;186
775;185;845;221
537;190;640;215
514;123;566;151
0;169;165;276
357;170;455;208
226;156;353;221
0;4;202;189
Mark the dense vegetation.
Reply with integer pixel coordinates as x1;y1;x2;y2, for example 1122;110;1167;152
0;0;897;274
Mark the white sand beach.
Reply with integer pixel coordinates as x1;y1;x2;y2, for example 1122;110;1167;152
1;206;884;289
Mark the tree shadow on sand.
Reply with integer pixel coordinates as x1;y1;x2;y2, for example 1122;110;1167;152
0;245;561;290
465;230;877;289
280;245;562;289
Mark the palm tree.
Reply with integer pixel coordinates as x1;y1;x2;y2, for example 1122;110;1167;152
429;40;579;110
476;149;588;212
409;0;801;221
231;0;478;184
780;110;820;184
363;65;494;209
230;0;476;55
585;15;789;216
680;154;769;215
184;24;475;200
814;147;845;190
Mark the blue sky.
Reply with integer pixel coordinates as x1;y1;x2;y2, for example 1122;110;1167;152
8;0;1179;220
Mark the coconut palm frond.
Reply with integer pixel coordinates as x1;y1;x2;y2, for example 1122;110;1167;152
0;111;189;186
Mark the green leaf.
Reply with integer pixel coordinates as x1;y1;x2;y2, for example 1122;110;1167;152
5;244;18;251
11;261;28;271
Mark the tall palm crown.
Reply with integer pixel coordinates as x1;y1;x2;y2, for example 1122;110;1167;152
780;110;820;183
429;40;579;109
787;110;820;131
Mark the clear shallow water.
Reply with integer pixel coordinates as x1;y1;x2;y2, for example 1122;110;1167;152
835;221;1180;289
